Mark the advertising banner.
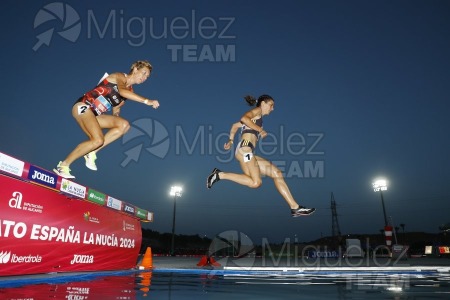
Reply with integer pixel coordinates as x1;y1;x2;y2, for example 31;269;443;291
0;174;142;276
0;273;145;300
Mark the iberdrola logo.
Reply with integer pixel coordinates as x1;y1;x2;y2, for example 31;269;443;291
83;211;90;221
0;251;12;264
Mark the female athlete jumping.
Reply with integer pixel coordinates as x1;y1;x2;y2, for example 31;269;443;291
53;60;159;179
206;95;315;217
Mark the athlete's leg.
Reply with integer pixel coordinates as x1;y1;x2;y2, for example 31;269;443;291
91;114;130;153
59;103;105;167
255;155;299;209
218;147;262;188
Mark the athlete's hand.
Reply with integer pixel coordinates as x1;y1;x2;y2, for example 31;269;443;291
150;100;159;109
145;99;159;108
224;140;233;150
259;130;267;138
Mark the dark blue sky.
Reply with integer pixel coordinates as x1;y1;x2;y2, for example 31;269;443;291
1;0;449;243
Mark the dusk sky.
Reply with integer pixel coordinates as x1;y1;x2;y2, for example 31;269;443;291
1;0;449;244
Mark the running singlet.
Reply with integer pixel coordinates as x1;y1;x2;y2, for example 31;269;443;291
78;77;132;116
241;117;263;138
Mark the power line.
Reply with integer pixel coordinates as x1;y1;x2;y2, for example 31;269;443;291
331;192;342;239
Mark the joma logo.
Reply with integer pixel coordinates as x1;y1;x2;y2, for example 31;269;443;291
31;170;55;184
70;254;94;264
28;166;57;187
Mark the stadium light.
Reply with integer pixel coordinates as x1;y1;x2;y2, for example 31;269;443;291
372;178;388;226
169;186;182;256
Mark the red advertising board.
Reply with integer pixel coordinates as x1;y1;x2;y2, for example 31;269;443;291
0;174;142;276
0;272;152;300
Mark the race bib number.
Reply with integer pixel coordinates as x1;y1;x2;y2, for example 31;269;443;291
77;105;89;115
93;95;112;114
243;152;253;162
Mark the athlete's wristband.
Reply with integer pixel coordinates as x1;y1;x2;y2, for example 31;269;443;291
228;139;234;144
144;99;149;105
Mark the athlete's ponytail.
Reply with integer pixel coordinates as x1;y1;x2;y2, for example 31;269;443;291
244;95;257;106
244;94;274;107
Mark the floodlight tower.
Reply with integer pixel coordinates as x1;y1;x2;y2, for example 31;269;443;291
169;186;182;256
372;179;388;226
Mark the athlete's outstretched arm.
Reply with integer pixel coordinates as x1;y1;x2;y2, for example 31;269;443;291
114;73;159;108
224;121;241;150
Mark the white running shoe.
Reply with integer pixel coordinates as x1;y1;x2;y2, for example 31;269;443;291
84;152;98;171
53;161;75;179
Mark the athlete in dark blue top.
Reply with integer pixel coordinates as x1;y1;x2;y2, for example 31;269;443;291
54;60;160;179
206;94;315;217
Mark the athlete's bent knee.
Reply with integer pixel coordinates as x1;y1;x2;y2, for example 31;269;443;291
120;120;130;133
115;120;130;135
91;136;104;149
249;180;262;189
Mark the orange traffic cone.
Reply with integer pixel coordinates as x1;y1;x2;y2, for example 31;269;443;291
139;271;152;296
138;247;153;269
